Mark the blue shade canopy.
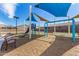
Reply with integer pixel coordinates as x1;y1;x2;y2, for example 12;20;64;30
35;3;71;17
26;13;37;22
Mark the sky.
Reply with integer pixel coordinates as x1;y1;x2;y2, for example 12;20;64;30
0;3;37;26
0;3;79;27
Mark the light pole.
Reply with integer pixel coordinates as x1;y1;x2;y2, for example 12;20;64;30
29;5;32;39
13;16;19;34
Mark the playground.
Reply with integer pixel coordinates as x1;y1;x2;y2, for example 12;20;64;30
0;3;79;56
0;33;79;56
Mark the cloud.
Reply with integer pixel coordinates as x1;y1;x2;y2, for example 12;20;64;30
0;21;5;25
0;3;18;18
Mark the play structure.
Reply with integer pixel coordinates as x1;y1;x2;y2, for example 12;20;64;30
34;3;79;43
31;23;36;35
24;3;79;43
25;5;48;39
21;23;36;37
1;3;79;54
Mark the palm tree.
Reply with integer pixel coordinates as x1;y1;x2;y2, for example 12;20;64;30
13;16;19;34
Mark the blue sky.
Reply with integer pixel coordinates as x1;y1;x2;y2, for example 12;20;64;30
0;3;79;27
0;3;37;26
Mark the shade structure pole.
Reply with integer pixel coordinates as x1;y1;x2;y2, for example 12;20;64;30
29;5;32;39
53;17;56;35
24;19;26;32
68;16;71;36
44;22;48;37
72;18;76;42
39;19;40;35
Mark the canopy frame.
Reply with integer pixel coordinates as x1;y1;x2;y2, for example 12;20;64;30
44;18;76;42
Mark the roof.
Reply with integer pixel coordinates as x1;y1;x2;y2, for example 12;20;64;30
35;3;71;17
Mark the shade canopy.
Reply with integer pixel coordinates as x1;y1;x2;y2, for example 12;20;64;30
34;13;48;22
26;13;37;22
35;3;71;17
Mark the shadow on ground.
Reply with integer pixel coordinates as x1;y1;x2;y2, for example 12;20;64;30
0;34;44;56
41;36;79;56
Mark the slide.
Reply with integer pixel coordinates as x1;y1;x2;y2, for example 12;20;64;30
25;27;29;34
22;27;29;37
